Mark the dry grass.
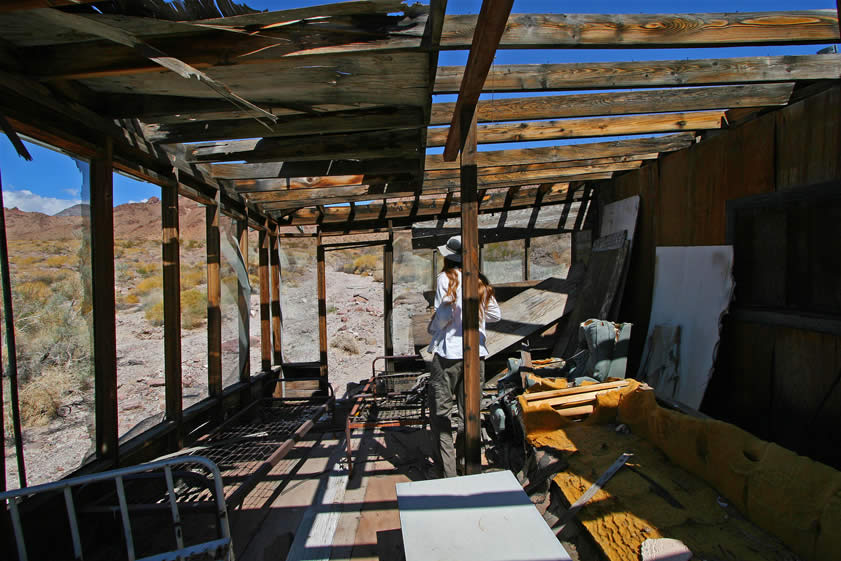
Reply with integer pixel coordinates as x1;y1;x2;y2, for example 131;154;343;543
10;367;74;429
136;276;163;294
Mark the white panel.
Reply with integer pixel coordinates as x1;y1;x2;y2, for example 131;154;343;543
397;470;572;561
639;246;735;409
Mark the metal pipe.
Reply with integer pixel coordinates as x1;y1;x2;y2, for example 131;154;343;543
0;168;26;487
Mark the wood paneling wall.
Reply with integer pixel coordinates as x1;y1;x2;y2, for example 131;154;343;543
602;84;841;468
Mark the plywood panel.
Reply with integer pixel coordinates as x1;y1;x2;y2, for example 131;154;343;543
776;86;841;190
656;147;692;245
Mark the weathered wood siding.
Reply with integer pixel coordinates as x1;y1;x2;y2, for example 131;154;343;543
602;84;841;468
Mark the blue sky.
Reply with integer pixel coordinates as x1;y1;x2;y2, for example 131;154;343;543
0;0;836;214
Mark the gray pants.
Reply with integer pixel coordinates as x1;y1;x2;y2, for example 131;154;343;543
428;354;484;478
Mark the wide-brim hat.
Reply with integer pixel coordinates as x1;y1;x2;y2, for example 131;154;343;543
438;235;462;263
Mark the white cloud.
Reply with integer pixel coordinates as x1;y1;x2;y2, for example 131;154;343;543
63;188;80;197
3;189;81;216
127;198;149;204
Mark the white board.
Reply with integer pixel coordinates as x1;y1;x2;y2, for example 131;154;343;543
638;246;734;409
397;470;572;561
599;195;639;242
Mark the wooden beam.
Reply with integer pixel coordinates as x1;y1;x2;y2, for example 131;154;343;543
232;174;382;193
31;8;276;123
270;231;283;366
432;111;725;146
259;229;271;372
443;0;514;160
434;54;841;93
423;171;616;191
425;133;695;169
210;158;419;180
162;183;183;449
143;106;425;144
317;236;328;384
413;226;574;249
91;138;118;466
426;162;642;186
460;111;482;474
425;156;650;180
237;219;250;389
275;183;583;225
437;10;839;49
206;202;223;408
428;83;795;125
384;231;394;367
187;129;421;163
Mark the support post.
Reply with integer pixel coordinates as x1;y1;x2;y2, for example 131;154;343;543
91;137;118;468
1;161;29;483
237;218;250;393
523;237;531;281
162;181;182;449
460;109;482;475
431;249;439;291
259;228;271;372
270;231;283;366
384;230;394;371
206;200;222;412
317;234;328;388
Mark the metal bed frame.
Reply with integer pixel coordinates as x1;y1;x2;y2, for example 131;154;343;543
1;456;232;561
345;355;427;472
184;378;334;509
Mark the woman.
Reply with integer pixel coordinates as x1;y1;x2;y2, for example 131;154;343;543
426;235;501;478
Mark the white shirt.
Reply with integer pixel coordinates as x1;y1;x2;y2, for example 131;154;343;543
427;269;501;359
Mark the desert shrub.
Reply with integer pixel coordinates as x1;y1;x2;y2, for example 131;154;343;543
42;242;67;255
181;288;206;329
352;254;379;274
331;332;360;354
185;239;204;251
116;293;139;310
15;281;52;306
16;256;41;266
28;269;71;284
13;367;74;428
181;267;205;290
144;299;164;325
136;276;163;294
44;255;73;268
115;262;134;284
248;272;259;288
136;263;161;277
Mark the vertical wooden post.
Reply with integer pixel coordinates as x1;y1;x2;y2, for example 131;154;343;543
460;109;482;475
523;237;531;281
431;248;439;291
258;228;271;372
270;231;283;366
91;137;118;467
162;181;183;449
206;200;222;411
384;231;394;371
237;219;250;392
317;234;328;387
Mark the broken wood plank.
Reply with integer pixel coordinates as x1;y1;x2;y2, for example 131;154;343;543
31;8;276;123
425;134;695;169
423;162;642;188
431;111;725;146
429;83;795;125
554;405;595;417
144;106;424;144
187;129;421;163
434;54;841;93
211;158;420;180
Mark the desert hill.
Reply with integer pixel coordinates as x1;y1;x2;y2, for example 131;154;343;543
4;197;216;242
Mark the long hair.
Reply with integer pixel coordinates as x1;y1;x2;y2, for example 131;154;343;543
441;258;495;318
